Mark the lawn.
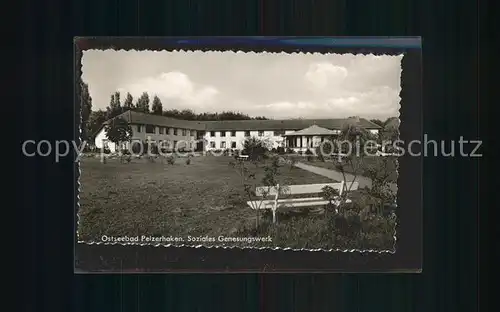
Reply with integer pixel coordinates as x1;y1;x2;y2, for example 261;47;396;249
77;155;335;247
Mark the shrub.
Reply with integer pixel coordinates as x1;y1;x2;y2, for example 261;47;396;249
166;155;176;165
305;148;314;161
286;148;295;154
150;143;159;155
242;137;270;161
131;142;143;154
276;146;286;155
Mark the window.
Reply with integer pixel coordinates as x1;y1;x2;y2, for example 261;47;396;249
220;131;226;137
146;125;155;134
231;131;236;137
137;125;143;132
173;141;178;149
210;131;215;137
274;130;285;136
244;131;250;137
210;141;216;148
191;130;196;136
258;131;264;136
182;129;187;136
220;141;226;148
165;127;170;134
173;128;178;135
231;142;236;148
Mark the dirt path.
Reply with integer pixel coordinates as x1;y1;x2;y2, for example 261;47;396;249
294;162;398;193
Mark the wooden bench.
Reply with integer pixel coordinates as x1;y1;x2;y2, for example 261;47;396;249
236;154;249;160
246;181;359;223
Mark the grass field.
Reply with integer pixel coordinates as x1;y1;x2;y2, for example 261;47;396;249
77;155;336;247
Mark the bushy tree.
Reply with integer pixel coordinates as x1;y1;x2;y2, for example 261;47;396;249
123;92;134;111
151;95;163;115
378;117;400;152
80;82;92;141
229;155;288;225
242;137;271;161
363;156;398;214
87;110;108;142
104;117;133;151
135;92;150;113
106;93;123;119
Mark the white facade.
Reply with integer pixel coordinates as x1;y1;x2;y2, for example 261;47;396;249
94;123;199;153
203;130;293;151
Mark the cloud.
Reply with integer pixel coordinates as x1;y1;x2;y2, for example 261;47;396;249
82;51;402;120
117;71;219;108
304;63;348;90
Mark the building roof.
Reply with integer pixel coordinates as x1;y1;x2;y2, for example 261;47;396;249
96;111;382;134
202;117;381;131
103;111;207;130
284;125;339;136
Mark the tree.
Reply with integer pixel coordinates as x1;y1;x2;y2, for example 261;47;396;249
242;137;272;161
179;109;196;120
363;156;398;214
378;117;400;153
229;155;289;225
123;92;134;111
325;123;376;212
104;117;133;152
80;82;92;141
87;110;108;142
151;95;163;115
161;109;268;121
106;92;123;119
135;92;150;113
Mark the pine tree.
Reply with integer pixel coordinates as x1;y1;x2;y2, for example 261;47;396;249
135;92;150;113
80;82;92;141
123;92;134;111
106;93;123;119
151;95;163;115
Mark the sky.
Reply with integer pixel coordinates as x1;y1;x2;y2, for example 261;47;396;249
81;50;403;120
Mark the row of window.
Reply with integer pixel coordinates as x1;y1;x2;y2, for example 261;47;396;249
208;130;285;137
209;141;238;149
136;125;196;136
134;126;287;137
155;140;195;149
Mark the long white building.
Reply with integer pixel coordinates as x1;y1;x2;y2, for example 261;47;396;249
93;111;382;153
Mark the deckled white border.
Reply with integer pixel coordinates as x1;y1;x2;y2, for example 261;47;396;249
75;48;402;255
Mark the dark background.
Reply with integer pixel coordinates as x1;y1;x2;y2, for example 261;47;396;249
20;0;484;311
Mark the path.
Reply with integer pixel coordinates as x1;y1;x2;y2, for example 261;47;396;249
294;162;398;193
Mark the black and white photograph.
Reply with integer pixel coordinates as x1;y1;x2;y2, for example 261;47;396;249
77;48;402;252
